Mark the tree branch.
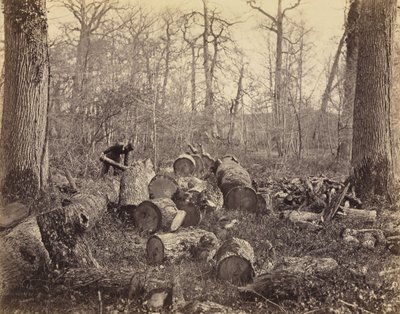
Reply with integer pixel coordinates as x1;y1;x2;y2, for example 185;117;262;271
247;0;277;24
282;0;302;17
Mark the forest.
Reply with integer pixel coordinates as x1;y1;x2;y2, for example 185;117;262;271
0;0;400;313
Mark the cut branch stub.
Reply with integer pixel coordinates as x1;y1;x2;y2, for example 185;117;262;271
133;198;182;234
146;228;219;264
173;154;196;177
148;175;178;199
215;159;258;211
214;237;255;285
201;153;215;172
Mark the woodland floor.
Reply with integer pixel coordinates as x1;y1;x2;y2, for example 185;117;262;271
2;151;400;314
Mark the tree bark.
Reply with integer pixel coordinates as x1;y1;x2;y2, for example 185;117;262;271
351;0;397;200
146;228;219;264
119;159;155;207
338;0;361;161
1;0;49;205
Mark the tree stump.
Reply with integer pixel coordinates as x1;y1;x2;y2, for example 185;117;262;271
173;154;196;177
214;237;255;285
133;198;185;234
119;159;155;206
215;158;257;211
146;228;219;264
148;175;178;199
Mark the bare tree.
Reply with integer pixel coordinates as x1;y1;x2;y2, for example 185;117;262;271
248;0;301;132
63;0;117;111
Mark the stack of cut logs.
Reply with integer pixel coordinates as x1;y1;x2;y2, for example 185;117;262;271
3;146;396;312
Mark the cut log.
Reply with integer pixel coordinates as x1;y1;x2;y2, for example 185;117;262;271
173;194;202;227
148;175;178;199
239;256;338;302
215;159;258;212
173;177;223;226
338;207;377;223
119;159;155;206
214;237;255;285
173;154;196;177
181;300;248;314
0;217;50;298
0;178;119;298
37;177;119;268
277;256;338;275
282;210;323;231
146;228;219;264
133;198;184;234
0;202;29;228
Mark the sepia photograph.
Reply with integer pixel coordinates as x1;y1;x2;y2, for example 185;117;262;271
0;0;399;313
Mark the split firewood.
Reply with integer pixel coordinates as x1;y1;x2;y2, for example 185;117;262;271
173;153;197;177
214;158;258;212
321;183;349;222
148;174;178;199
0;201;29;228
214;237;255;285
133;198;186;234
146;228;219;264
119;158;155;207
239;256;338;302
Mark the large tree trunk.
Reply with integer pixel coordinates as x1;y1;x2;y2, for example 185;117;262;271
351;0;398;200
1;0;49;205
